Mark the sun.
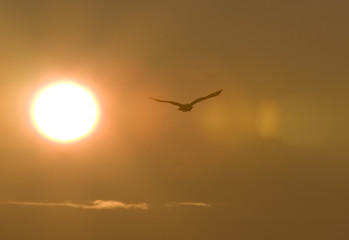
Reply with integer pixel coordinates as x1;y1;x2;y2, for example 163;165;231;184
31;81;99;142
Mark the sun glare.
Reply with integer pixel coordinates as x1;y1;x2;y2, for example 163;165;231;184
31;81;99;142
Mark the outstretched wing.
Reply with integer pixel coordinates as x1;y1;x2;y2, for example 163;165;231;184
149;97;182;107
190;89;222;105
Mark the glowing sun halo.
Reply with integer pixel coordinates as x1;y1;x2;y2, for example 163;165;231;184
32;81;99;142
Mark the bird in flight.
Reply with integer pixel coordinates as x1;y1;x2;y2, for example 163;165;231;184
149;89;222;112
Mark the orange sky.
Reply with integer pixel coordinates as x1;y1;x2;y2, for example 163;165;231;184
0;1;348;239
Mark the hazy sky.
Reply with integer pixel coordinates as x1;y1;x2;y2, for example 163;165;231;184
0;1;348;239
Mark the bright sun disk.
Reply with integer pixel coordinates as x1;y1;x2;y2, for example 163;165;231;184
31;81;99;142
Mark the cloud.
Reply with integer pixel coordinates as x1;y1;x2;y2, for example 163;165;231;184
1;200;149;210
165;202;211;208
1;200;214;210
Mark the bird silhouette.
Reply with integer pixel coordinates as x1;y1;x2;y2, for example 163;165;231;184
149;89;222;112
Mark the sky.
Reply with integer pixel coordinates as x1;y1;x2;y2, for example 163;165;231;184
0;0;348;239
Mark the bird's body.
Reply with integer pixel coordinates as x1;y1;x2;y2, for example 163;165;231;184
177;104;193;112
150;89;222;112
